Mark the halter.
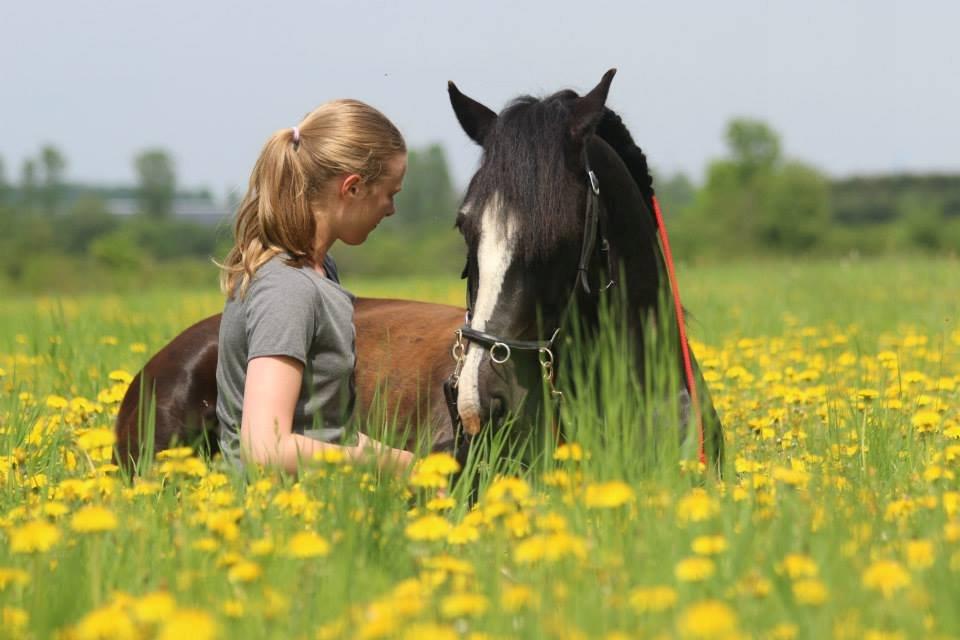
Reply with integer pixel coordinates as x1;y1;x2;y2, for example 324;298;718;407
442;144;707;465
454;147;616;368
443;148;615;432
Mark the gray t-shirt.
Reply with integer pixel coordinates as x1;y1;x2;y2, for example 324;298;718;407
215;253;356;467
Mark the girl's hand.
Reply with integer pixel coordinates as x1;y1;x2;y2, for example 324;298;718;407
353;432;415;473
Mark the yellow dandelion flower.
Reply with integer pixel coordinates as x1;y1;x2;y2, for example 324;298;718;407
553;442;585;461
228;560;262;583
261;587;290;619
402;623;459;640
792;579;828;606
405;514;452;542
692;535;728;555
287;531;330;558
107;369;132;383
415;452;461;476
421;554;474;576
9;519;61;554
157;609;218;640
129;342;148;354
536;512;569;532
447;523;480;545
42;501;69;518
2;606;28;631
70;505;118;533
676;489;720;525
628;585;678;613
911;410;941;433
409;470;447;489
440;592;488;619
132;591;176;623
767;623;799;640
778;553;818;579
514;532;588;564
426;496;457;511
584;481;635;509
192;537;219;552
45;395;69;410
222;599;245;618
905;539;935;570
543;470;573;488
944;521;960;543
100;336;119;346
156;446;194;460
862;559;911;598
72;606;137;640
501;584;538;613
250;537;274;556
0;568;31;590
484;476;532;503
675;556;716;582
677;599;738;638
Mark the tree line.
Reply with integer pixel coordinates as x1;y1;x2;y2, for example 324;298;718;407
1;121;957;292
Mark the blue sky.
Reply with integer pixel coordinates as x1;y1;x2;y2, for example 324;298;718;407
2;0;956;198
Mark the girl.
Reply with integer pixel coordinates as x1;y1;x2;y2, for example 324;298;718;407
216;99;413;474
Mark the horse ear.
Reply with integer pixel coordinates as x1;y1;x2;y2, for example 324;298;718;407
569;68;617;144
448;81;497;146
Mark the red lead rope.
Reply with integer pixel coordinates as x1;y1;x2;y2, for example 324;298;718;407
650;195;706;465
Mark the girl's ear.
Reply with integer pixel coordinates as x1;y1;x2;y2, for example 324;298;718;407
340;174;362;197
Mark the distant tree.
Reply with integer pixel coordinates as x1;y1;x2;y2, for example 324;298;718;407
655;171;697;216
725;118;782;182
134;149;177;218
759;161;829;250
20;159;39;212
692;118;828;252
39;144;67;215
394;144;459;231
0;156;9;204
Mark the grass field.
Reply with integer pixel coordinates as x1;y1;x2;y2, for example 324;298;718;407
1;256;959;639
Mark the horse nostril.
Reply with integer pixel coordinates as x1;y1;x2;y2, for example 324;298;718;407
489;394;508;426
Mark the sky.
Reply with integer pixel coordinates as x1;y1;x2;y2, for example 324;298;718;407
2;0;957;200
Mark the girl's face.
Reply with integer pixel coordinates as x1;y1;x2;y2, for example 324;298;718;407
339;153;407;245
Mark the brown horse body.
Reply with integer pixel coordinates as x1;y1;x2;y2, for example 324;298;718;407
114;298;464;467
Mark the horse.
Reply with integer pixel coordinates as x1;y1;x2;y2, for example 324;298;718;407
446;69;723;465
113;298;465;468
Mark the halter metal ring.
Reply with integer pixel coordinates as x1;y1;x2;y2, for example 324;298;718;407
538;347;554;369
490;342;511;364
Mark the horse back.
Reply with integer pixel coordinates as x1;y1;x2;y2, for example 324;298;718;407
114;314;221;468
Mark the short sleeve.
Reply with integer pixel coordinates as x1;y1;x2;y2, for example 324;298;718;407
244;268;319;366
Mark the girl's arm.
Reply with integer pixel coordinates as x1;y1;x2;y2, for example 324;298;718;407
239;355;413;474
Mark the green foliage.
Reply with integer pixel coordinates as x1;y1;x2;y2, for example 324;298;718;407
20;158;39;212
134;149;177;218
0;155;9;203
40;144;67;215
655;171;696;218
89;229;145;270
393;144;459;232
758;161;831;250
684;118;830;256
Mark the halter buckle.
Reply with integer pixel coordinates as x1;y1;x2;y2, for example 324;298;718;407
587;170;600;195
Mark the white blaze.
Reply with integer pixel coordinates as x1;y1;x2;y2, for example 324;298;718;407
457;194;516;434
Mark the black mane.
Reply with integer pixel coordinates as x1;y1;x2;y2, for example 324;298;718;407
458;89;656;263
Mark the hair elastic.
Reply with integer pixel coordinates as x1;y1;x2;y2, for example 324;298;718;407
292;126;301;146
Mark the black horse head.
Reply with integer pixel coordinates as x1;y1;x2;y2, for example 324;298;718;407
448;70;723;464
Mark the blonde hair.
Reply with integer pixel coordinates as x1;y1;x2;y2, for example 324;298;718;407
219;99;406;298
